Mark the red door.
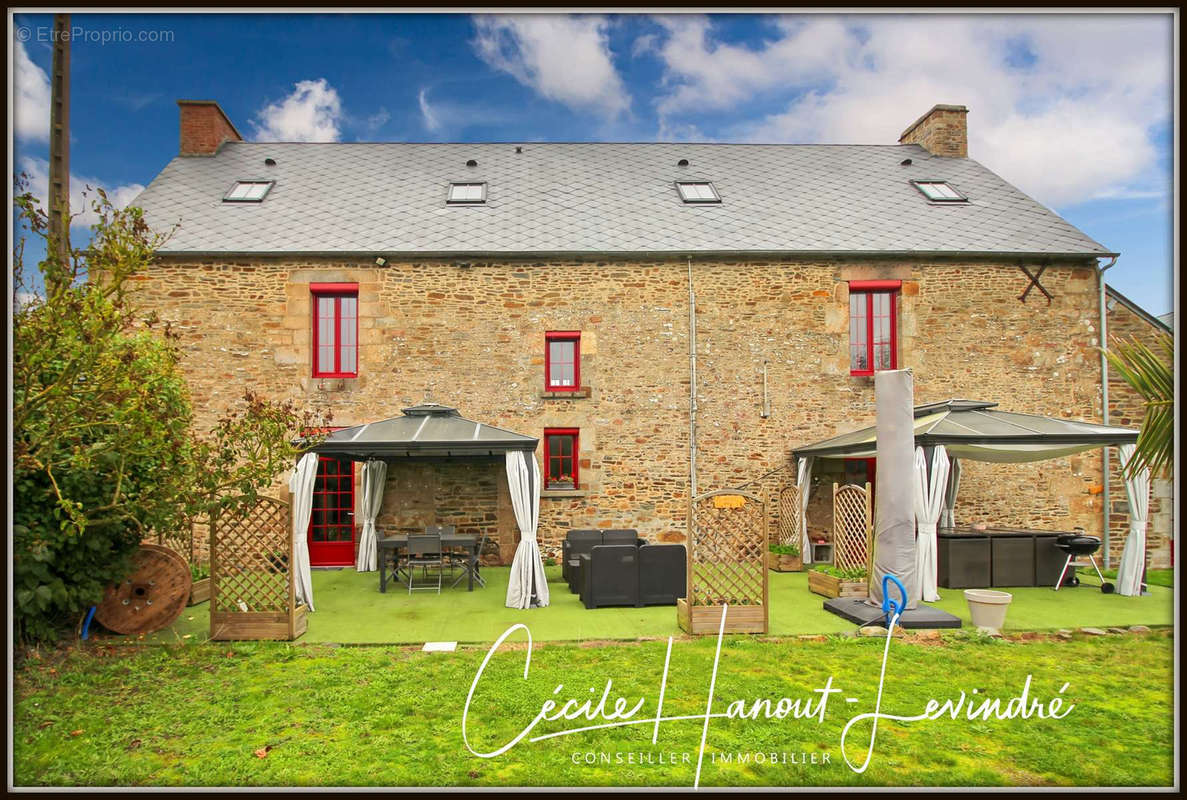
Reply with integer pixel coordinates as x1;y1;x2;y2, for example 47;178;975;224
308;455;355;566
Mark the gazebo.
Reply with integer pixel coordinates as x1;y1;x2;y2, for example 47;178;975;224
790;399;1145;602
290;403;548;611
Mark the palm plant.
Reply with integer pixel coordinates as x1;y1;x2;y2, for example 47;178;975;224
1105;332;1173;478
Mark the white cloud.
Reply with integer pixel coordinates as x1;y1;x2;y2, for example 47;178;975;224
16;156;146;230
418;88;441;132
14;39;51;142
650;14;1172;208
472;14;630;118
251;78;343;142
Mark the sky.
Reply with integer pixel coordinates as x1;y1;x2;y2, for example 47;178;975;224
10;11;1176;316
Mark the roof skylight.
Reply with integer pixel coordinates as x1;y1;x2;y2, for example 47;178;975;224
911;180;967;203
447;182;486;204
223;180;273;202
676;181;721;204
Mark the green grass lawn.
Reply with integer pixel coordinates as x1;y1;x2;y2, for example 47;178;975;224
13;630;1175;787
145;565;1175;646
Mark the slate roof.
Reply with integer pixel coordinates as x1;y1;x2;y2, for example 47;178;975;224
132;141;1114;257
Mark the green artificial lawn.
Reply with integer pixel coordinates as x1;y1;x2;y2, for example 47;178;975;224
13;630;1176;787
1097;567;1174;589
146;565;1174;646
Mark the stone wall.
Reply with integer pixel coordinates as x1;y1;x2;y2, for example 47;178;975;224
1104;293;1174;569
132;254;1109;563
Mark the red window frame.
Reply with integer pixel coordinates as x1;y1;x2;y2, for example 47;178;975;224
544;331;581;392
848;280;900;376
311;283;359;378
543;428;579;489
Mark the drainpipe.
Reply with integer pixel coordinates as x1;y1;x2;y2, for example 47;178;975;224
688;257;698;499
1098;255;1118;567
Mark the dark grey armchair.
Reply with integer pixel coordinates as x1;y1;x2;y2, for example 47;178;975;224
579;545;640;609
638;544;687;605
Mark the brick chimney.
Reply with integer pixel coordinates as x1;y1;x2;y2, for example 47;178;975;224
178;100;243;156
898;104;968;158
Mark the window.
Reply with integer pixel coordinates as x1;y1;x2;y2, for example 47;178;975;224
223;180;273;202
545;331;580;391
911;180;967;203
311;283;358;378
675;181;721;203
544;429;579;489
848;280;900;375
447;182;487;204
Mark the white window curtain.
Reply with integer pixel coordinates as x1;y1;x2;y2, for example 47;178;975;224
797;456;814;563
288;452;318;612
505;450;550;609
912;445;950;603
355;459;387;572
1116;444;1151;597
940;458;961;529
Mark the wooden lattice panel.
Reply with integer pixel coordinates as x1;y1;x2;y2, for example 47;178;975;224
832;483;871;571
211;497;291;615
777;485;802;547
688;490;767;608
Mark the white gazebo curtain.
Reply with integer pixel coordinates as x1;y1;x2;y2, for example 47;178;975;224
289;452;318;612
939;458;961;529
797;456;813;563
1116;444;1150;596
505;450;550;609
355;459;387;572
912;446;950;603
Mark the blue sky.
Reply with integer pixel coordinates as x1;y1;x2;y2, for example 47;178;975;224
12;11;1175;316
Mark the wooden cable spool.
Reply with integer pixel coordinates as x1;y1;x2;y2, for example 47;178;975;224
94;543;192;635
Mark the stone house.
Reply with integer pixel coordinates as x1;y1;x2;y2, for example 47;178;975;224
129;99;1172;570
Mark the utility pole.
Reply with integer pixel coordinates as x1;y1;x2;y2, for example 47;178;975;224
49;13;71;264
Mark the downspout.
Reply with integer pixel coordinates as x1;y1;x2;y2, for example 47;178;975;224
1098;255;1118;567
688;257;698;499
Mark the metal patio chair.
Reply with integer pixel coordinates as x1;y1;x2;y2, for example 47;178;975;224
406;532;444;595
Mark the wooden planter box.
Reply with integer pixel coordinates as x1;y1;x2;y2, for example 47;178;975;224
677;597;767;634
211;604;308;641
188;577;211;606
769;553;803;572
808;569;868;599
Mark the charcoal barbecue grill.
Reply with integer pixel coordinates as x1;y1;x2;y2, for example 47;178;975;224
1053;533;1114;593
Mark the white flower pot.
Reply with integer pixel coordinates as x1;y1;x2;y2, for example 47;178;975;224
963;589;1013;632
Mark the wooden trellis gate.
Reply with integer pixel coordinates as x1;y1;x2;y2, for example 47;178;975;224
210;496;308;641
777;485;802;547
832;482;874;574
678;489;768;635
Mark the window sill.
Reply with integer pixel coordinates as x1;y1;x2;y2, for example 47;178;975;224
541;488;588;499
540;387;591;399
309;376;360;392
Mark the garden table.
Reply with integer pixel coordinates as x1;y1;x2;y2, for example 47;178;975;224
377;534;480;593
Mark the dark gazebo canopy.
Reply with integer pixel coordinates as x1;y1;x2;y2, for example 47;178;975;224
309;403;538;461
791;399;1138;463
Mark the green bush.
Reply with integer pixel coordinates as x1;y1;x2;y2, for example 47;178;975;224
769;542;800;556
12;187;324;643
810;564;867;581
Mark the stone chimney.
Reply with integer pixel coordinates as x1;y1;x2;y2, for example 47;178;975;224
178;100;243;156
898;104;968;158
